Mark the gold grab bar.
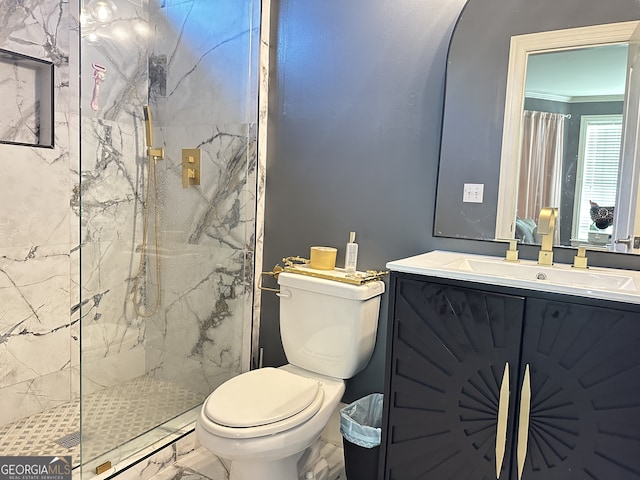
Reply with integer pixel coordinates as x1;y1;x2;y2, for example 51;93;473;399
495;362;510;479
517;364;532;480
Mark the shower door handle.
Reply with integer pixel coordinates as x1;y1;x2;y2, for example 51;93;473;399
495;362;510;479
517;364;532;480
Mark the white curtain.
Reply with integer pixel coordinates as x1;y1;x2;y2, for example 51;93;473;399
518;110;565;232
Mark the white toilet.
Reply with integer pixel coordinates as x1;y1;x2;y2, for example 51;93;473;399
195;271;385;480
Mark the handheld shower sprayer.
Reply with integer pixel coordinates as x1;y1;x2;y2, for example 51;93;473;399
143;105;153;148
142;105;164;160
91;62;107;111
133;104;163;318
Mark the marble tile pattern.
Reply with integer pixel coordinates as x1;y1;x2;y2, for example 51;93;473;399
1;4;260;472
101;435;346;480
0;374;201;468
139;0;259;392
78;1;260;470
114;431;346;480
0;0;75;425
76;423;201;480
146;440;346;480
251;0;270;369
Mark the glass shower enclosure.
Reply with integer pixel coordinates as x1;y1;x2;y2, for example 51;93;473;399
79;0;259;475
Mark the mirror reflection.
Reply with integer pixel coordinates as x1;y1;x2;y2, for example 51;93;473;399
434;0;640;255
495;22;640;252
515;44;626;250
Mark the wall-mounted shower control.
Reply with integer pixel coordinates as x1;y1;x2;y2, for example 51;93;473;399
182;148;201;187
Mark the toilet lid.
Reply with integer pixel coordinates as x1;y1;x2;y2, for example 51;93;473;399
204;367;321;428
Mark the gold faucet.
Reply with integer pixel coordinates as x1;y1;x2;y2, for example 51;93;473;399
537;207;558;266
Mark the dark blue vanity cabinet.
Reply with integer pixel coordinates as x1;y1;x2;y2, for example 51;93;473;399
380;272;640;480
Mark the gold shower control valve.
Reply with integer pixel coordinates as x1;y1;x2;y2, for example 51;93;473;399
182;148;201;187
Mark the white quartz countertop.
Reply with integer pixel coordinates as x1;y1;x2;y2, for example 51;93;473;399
386;250;640;305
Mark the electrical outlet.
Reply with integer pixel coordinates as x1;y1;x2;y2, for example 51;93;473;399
463;183;484;203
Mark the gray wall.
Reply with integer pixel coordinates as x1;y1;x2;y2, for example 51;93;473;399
260;0;640;402
261;0;468;402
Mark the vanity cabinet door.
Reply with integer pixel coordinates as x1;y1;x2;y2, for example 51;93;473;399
383;278;525;480
515;298;640;480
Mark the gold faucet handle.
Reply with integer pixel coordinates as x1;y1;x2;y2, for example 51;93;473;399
573;246;588;269
505;239;519;262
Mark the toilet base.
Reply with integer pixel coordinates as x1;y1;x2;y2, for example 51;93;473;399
228;452;303;480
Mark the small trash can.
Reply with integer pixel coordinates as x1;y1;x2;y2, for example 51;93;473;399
339;393;383;480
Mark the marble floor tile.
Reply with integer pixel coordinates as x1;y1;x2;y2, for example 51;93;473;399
148;442;346;480
145;402;348;480
0;375;202;468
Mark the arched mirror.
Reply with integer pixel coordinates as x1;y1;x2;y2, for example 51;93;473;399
434;0;640;254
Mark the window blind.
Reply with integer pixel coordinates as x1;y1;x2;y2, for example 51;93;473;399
574;115;623;241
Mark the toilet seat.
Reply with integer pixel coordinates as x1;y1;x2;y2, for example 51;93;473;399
200;367;325;439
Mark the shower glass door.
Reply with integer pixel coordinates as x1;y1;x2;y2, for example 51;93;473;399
79;0;259;475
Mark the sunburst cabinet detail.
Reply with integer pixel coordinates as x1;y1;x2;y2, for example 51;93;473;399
380;274;640;480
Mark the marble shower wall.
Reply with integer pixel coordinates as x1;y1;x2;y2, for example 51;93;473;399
143;0;260;395
80;0;259;398
0;0;77;426
79;0;153;396
0;0;259;429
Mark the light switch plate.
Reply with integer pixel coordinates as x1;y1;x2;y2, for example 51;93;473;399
463;183;484;203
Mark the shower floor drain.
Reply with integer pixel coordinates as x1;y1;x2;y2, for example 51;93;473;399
54;431;81;449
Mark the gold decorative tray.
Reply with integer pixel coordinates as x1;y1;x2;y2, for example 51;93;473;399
283;264;387;285
259;256;388;292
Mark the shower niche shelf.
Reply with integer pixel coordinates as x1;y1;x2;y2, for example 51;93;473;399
0;49;54;148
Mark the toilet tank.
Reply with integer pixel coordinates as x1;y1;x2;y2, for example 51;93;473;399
277;272;385;379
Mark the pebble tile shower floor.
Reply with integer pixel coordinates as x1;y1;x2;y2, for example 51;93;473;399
0;375;203;466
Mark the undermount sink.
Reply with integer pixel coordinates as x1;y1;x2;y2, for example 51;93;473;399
386;250;640;304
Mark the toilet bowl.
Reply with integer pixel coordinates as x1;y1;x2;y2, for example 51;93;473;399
196;272;384;480
196;364;345;480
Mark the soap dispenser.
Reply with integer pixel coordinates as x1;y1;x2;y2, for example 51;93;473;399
344;232;358;273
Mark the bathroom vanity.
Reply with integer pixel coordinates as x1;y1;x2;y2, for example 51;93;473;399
380;251;640;480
